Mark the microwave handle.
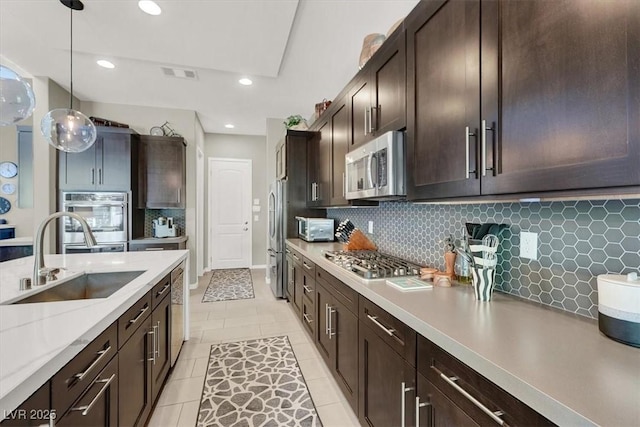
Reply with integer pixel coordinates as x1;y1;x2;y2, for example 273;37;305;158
368;152;378;189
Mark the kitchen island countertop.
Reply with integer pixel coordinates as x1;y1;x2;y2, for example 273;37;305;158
286;239;640;427
0;250;189;419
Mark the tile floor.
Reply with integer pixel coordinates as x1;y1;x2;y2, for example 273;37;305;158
148;268;360;427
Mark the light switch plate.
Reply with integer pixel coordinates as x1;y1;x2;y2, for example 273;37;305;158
368;221;374;234
520;231;538;260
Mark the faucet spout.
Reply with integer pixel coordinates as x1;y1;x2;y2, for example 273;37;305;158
33;212;97;286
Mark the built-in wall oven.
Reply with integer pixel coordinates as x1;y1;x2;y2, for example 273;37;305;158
61;192;128;253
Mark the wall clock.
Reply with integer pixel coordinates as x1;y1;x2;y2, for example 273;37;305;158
1;183;16;195
0;162;18;178
0;197;11;214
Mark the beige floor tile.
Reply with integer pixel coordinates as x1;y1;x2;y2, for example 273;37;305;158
208;305;258;319
291;341;321;361
157;376;205;406
189;311;209;322
306;377;345;407
169;357;196;380
201;324;261;343
190;318;225;333
315;401;360;427
192;357;209;377
148;403;181;427
286;330;315;345
179;341;214;360
223;314;275;328
297;357;330;381
260;320;303;337
177;401;201;427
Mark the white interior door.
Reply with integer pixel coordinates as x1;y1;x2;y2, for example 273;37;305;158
209;158;252;269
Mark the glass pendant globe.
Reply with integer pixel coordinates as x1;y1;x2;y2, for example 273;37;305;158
0;65;36;126
40;108;97;153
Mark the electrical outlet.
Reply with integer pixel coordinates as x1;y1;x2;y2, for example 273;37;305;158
520;231;538;260
368;221;374;234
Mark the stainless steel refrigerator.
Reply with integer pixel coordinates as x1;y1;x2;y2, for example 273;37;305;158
267;180;285;298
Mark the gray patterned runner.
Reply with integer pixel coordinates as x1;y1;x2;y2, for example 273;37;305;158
197;336;323;427
203;268;255;302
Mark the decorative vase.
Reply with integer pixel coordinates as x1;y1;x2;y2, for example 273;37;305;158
444;251;457;279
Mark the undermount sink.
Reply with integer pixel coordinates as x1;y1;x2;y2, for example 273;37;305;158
11;271;145;304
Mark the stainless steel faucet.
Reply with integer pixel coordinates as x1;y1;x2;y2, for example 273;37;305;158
33;212;97;285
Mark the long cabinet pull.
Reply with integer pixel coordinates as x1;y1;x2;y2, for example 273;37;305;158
415;396;430;426
155;322;160;358
465;126;477;179
303;313;313;324
366;314;395;337
303;285;312;293
325;303;330;335
370;106;378;133
303;262;313;271
400;382;415;427
156;283;170;297
74;345;112;381
481;119;487;176
328;306;336;339
292;253;300;261
128;305;149;324
436;369;505;425
364;108;369;136
71;374;116;416
148;327;156;364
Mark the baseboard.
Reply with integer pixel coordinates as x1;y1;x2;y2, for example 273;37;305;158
189;282;198;290
251;264;266;269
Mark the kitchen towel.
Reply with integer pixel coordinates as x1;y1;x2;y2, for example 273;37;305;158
196;336;322;427
202;268;255;302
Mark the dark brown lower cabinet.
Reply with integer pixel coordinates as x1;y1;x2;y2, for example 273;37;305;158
359;320;415;427
151;293;171;403
0;382;51;427
285;253;295;302
416;372;478;427
56;355;119;427
118;316;153;427
292;263;303;316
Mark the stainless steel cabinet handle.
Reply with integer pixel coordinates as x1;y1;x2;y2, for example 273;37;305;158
436;368;505;425
366;314;395;337
91;168;95;185
415;396;430;426
303;262;313;270
401;382;415;427
71;374;116;416
328;306;336;339
303;313;313;324
148;327;156;364
465;126;477;179
364;108;369;135
285;248;291;254
292;253;300;261
481;120;495;176
128;305;149;324
145;247;165;251
325;303;330;335
156;283;170;297
303;285;312;293
370;106;377;133
155;322;160;358
177;188;181;203
74;345;112;381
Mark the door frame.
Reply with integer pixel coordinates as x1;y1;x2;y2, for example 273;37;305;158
207;157;253;270
197;146;204;277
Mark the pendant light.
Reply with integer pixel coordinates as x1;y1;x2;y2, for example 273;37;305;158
40;0;97;153
0;65;36;126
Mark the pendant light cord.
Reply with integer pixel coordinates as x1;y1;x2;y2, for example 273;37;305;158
70;5;73;110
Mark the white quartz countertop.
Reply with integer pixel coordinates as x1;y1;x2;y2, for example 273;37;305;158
0;237;32;247
287;239;640;427
0;250;189;419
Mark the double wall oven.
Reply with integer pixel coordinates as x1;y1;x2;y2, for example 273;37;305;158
61;192;128;253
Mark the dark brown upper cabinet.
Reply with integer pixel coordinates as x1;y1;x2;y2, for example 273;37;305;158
138;135;186;208
407;0;640;201
349;28;407;151
59;127;138;192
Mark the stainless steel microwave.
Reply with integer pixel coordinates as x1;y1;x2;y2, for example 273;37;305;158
295;217;335;242
345;131;406;200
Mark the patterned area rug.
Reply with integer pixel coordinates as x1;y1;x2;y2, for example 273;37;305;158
203;268;255;302
197;336;322;427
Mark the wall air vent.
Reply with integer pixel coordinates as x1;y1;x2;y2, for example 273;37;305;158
161;66;198;80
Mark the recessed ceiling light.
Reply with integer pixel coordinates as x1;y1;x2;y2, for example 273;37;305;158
96;60;115;69
138;0;161;15
238;78;253;86
225;124;235;129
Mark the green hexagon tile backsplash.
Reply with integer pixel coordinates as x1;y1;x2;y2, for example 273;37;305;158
327;199;640;319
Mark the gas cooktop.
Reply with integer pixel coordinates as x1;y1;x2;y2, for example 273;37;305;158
324;250;421;280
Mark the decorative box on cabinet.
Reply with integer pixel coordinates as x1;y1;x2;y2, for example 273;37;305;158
406;0;640;201
58;127;139;192
138;135;186;209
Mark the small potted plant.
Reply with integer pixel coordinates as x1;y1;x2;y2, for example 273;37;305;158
284;115;308;130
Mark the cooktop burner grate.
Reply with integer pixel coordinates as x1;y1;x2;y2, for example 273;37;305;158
324;250;421;280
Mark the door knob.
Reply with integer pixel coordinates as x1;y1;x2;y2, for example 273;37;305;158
243;227;248;231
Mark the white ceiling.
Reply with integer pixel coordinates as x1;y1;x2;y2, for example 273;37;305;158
0;0;419;135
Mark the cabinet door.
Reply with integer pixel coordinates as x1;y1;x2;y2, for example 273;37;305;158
301;297;315;339
416;373;478;427
56;356;119;427
406;0;481;201
98;132;131;191
141;136;186;208
332;300;359;412
59;143;98;190
292;263;303;315
285;254;295;301
359;321;415;427
371;29;406;136
481;0;640;194
307;121;326;207
317;120;332;206
118;317;153;427
151;294;171;403
330;99;349;206
0;382;51;427
314;282;334;365
349;76;372;150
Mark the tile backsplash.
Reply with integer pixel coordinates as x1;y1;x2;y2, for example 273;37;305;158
328;199;640;319
143;209;186;237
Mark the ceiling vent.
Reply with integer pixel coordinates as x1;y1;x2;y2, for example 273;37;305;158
161;66;198;80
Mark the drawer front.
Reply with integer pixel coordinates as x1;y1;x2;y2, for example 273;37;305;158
316;267;358;313
151;273;171;309
52;322;117;416
302;272;315;304
129;242;179;251
286;246;303;265
359;296;416;366
301;256;316;276
417;336;554;426
301;298;315;338
118;292;152;349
